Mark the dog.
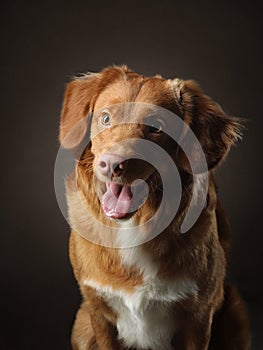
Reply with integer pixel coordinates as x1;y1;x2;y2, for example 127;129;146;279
59;66;251;349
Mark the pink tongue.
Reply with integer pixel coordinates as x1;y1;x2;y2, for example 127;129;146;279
102;183;133;219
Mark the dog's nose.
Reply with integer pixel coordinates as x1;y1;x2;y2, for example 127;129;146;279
98;154;127;177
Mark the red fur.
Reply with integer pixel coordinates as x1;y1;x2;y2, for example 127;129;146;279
60;66;251;350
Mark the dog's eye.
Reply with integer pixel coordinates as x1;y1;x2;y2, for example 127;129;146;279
148;121;163;134
101;113;111;126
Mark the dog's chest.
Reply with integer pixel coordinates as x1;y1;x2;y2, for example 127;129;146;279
108;277;197;350
84;247;198;350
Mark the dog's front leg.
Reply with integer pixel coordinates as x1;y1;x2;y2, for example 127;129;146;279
172;325;212;350
172;310;213;350
71;304;97;350
71;300;123;350
89;312;123;350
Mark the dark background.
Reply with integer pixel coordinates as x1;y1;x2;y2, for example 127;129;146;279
1;0;262;349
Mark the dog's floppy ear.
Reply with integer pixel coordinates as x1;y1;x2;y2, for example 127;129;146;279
59;73;100;148
170;79;243;173
59;66;131;148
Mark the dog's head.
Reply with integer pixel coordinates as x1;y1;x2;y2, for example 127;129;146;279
59;66;242;222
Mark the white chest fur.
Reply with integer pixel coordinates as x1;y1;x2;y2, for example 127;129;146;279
83;246;198;350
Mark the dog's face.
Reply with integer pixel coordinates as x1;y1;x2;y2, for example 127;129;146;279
89;77;181;219
60;66;241;222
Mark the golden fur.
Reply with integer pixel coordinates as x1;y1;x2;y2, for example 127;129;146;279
59;66;251;349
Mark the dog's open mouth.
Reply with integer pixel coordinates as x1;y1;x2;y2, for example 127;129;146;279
102;183;132;219
101;180;149;219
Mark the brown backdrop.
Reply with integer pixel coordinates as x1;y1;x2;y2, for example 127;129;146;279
1;0;262;349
